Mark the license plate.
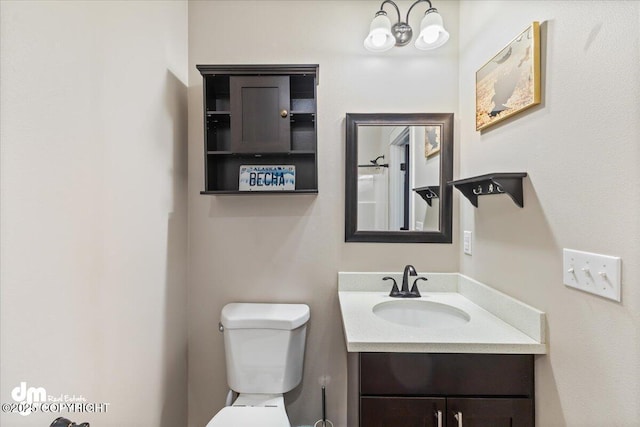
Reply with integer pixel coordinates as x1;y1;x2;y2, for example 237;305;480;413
239;165;295;191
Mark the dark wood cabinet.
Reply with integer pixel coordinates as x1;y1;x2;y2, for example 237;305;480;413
359;353;534;427
361;397;446;427
446;398;533;427
197;65;318;194
230;75;291;153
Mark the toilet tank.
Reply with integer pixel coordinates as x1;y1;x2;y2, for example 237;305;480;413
221;303;310;394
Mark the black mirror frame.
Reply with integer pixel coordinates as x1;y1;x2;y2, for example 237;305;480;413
345;113;453;243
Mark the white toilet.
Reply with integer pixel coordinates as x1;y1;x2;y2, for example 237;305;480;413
206;302;310;427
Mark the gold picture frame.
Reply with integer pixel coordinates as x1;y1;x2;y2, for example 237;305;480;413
476;21;541;131
425;125;442;158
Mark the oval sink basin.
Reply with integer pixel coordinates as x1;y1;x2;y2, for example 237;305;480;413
373;300;471;328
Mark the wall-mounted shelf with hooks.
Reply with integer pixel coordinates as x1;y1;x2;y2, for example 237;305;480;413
449;173;527;208
413;186;440;206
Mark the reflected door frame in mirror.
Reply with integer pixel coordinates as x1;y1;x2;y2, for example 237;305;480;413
345;113;453;243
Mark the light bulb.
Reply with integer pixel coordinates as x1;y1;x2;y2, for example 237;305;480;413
421;27;440;44
415;9;449;50
371;32;388;47
364;11;395;52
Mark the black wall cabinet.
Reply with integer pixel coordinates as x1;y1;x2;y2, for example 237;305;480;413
197;64;319;194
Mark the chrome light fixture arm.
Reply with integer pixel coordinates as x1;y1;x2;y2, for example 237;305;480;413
377;0;402;22
404;0;434;24
377;0;433;46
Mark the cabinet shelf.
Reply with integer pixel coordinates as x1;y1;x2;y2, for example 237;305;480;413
200;189;318;195
449;172;527;208
290;112;315;122
206;111;313;119
206;150;316;156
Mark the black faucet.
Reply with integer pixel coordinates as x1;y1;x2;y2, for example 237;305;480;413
383;264;427;298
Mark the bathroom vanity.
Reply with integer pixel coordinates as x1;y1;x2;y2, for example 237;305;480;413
338;272;546;427
359;352;533;426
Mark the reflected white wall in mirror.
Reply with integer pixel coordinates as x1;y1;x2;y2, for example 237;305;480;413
357;126;440;232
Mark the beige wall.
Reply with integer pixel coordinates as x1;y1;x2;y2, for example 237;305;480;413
187;1;460;426
0;1;188;426
4;1;636;426
458;1;640;425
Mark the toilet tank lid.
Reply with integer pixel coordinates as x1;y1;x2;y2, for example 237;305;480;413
221;303;310;330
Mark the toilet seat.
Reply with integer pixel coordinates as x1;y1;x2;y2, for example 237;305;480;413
206;394;290;427
205;406;290;427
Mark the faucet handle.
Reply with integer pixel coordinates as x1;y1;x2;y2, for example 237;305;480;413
383;276;400;297
410;277;428;297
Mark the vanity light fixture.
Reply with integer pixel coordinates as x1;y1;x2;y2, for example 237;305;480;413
363;0;450;52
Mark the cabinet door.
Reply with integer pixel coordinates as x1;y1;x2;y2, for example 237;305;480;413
230;75;290;152
446;398;533;427
361;397;446;427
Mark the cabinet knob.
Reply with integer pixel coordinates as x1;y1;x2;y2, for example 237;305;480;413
280;109;288;118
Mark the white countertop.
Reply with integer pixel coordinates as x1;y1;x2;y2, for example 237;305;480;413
338;272;547;354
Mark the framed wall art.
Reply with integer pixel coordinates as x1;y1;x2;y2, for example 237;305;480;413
476;21;541;131
425;125;442;158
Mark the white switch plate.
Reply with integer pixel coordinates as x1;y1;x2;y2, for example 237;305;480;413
563;249;621;302
463;231;472;255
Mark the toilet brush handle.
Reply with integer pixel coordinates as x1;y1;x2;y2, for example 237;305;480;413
322;386;327;423
313;384;333;427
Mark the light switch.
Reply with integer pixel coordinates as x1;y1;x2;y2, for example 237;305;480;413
563;248;621;302
463;231;472;255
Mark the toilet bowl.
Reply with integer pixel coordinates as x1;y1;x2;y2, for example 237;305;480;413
205;303;310;427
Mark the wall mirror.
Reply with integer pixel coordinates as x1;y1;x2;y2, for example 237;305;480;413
345;113;453;243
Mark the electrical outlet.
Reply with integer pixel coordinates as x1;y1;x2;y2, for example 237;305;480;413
563;248;621;302
415;221;423;231
463;231;472;255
